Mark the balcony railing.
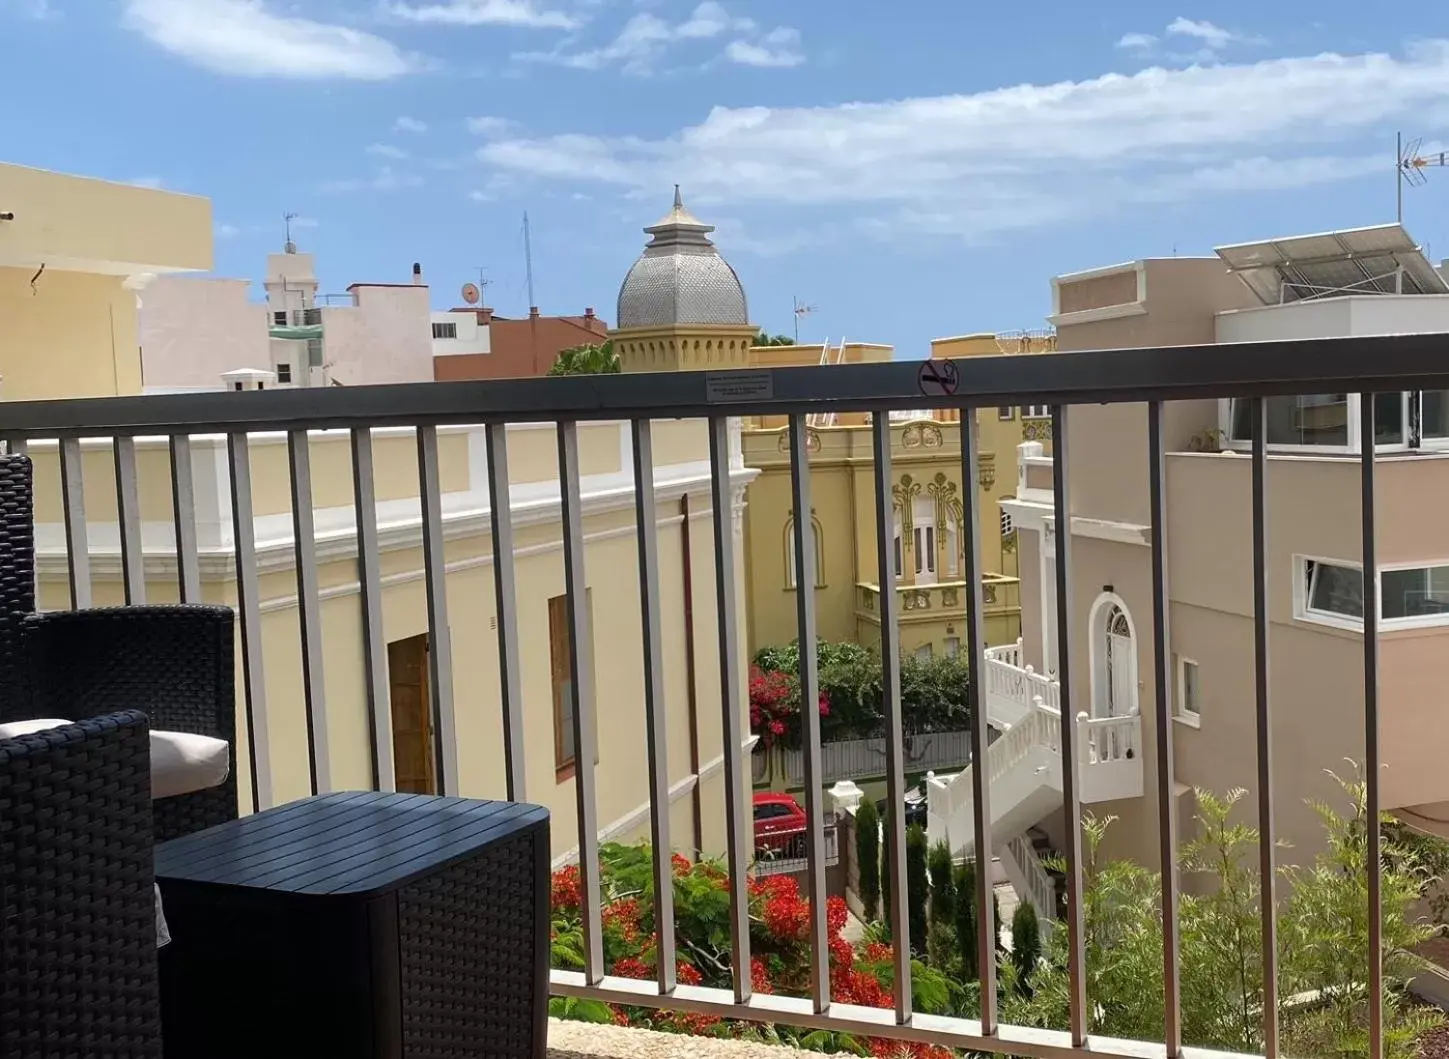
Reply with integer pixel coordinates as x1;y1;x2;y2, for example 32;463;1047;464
855;574;1020;623
3;331;1443;1059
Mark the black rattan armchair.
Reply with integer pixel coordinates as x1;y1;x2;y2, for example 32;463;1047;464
0;454;238;841
0;710;162;1057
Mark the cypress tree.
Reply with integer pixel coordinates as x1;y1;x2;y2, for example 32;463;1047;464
953;861;978;979
906;825;929;956
855;799;881;921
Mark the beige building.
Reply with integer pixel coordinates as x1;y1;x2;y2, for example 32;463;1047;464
929;223;1449;920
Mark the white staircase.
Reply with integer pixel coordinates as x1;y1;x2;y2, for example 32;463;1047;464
926;650;1144;923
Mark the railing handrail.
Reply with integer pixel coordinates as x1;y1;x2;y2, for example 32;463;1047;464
8;332;1449;434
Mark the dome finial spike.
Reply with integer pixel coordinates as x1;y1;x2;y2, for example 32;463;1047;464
673;184;683;211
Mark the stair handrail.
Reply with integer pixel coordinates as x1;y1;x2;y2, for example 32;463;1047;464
1005;833;1058;921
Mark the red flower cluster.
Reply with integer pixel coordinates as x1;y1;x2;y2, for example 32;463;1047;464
611;956;651;981
551;865;581;911
749;956;774;995
670;852;693;876
675;961;702;986
748;666;832;747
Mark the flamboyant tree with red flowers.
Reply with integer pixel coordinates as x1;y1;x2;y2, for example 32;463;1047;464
549;842;958;1057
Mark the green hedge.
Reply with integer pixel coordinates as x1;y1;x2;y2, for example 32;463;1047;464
751;638;971;745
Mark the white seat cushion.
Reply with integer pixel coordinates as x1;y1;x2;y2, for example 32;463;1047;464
0;718;72;739
151;730;230;800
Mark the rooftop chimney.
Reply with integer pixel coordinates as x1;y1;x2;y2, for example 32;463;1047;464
412;262;424;285
584;306;595;319
529;305;540;317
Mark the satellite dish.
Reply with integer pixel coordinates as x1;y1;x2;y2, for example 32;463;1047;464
461;282;481;305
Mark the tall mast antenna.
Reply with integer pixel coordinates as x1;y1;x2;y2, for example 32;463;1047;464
283;211;299;253
523;211;536;309
792;295;817;343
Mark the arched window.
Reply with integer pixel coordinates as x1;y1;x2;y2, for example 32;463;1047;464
784;517;825;589
1089;594;1138;718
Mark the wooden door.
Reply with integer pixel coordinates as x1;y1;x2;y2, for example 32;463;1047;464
388;634;435;795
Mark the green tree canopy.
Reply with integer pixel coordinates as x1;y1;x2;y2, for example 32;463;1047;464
754;331;796;346
549;339;619;376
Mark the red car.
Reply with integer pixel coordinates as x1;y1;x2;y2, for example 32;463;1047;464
753;791;808;854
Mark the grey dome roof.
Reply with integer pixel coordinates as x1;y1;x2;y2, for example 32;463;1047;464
616;187;748;329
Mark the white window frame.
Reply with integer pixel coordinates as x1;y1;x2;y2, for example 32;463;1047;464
1022;404;1050;420
1376;559;1449;630
997;406;1015;421
1175;655;1201;728
1295;555;1365;632
1220;392;1449;456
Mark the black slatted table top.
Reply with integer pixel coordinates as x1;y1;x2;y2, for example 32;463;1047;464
156;791;548;897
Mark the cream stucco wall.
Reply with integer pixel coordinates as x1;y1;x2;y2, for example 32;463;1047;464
28;419;751;864
140;276;270;390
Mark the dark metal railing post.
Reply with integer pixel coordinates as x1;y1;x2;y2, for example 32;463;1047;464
1250;397;1279;1058
1360;394;1383;1059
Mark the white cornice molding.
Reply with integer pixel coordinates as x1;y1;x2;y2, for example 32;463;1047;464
998;499;1150;548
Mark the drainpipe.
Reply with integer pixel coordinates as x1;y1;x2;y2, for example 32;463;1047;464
680;493;704;856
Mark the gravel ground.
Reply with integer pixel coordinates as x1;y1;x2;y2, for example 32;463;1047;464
548;1020;818;1058
1420;1024;1449;1058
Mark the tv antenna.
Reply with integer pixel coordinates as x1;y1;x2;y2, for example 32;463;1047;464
283;211;299;254
522;212;536;310
792;295;817;343
1397;132;1448;225
472;267;493;305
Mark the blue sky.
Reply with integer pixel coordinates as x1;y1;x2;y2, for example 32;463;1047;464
3;1;1446;355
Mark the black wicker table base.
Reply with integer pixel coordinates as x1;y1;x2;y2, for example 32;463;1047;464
155;792;549;1059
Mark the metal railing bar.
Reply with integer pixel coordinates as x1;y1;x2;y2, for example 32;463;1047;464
558;420;605;985
630;418;676;996
787;414;831;1012
1049;404;1088;1047
349;427;393;793
417;426;462;798
59;437;91;610
113;436;145;605
227;432;271;812
288;429;329;795
871;414;913;1022
10;335;1449;432
6;437;26;457
550;972;1269;1059
169;435;202;603
486;422;526;803
958;411;996;1035
1360;394;1383;1059
1250;397;1279;1058
1146;402;1181;1057
708;415;753;1005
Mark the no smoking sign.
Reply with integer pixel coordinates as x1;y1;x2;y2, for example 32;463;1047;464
917;358;960;398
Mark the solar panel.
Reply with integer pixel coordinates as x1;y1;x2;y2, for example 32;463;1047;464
1213;223;1449;305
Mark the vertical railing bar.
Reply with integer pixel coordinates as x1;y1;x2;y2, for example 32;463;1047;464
169;435;202;603
1147;402;1181;1057
1360;394;1384;1059
958;410;995;1035
631;418;676;996
59;437;91;610
6;437;27;458
486;421;526;803
287;430;329;796
788;415;831;1013
872;415;912;1022
1050;402;1089;1047
558;420;604;984
417;425;461;798
227;432;271;812
708;416;753;1004
350;427;393;793
113;436;146;605
1251;397;1279;1058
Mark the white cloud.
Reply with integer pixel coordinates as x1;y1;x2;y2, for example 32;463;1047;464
515;1;783;74
1166;17;1236;49
123;0;416;80
1116;32;1156;51
214;222;240;239
479;42;1449;242
368;143;410;159
725;27;802;68
128;176;165;189
467;115;517;135
394;116;428;133
4;0;55;19
381;0;577;29
322;167;424;193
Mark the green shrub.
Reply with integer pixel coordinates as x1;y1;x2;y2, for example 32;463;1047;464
954;862;978;980
855;799;881;922
928;840;956;929
1010;901;1041;995
906;825;930;955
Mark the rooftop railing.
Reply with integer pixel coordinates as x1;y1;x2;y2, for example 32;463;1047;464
5;331;1447;1058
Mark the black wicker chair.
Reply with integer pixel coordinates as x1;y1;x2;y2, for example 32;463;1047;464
0;711;162;1057
0;454;239;842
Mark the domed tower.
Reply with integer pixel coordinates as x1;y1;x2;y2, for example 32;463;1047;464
612;186;758;373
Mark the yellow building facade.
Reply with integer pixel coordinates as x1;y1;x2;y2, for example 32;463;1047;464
0;163;212;399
